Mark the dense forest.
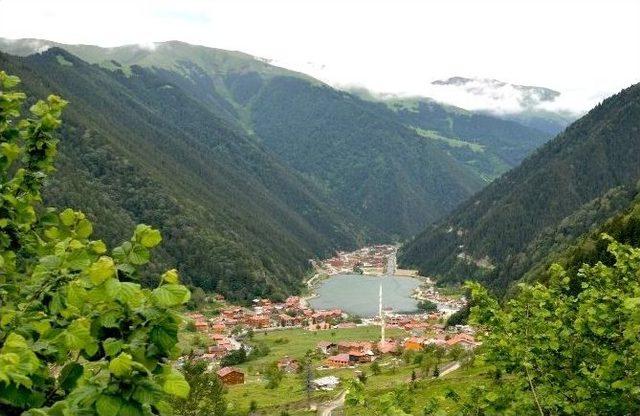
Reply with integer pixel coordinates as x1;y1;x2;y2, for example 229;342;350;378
0;38;558;300
0;49;376;301
400;81;640;292
0;38;554;238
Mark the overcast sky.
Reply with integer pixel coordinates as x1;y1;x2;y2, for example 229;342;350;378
2;0;639;113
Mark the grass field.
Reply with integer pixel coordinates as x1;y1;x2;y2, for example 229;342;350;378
222;326;491;415
224;326;407;415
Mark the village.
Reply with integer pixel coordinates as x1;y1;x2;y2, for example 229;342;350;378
315;244;397;275
177;245;480;414
183;293;476;390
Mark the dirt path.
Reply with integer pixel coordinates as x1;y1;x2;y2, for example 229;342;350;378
317;390;347;416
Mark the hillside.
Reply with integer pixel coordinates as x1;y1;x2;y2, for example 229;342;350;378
0;38;494;238
248;78;485;236
399;81;640;291
0;49;375;301
381;97;552;181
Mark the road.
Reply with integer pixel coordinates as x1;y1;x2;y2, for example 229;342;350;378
386;250;397;276
438;361;461;377
317;390;346;416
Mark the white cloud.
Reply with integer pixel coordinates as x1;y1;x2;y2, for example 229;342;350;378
1;0;639;114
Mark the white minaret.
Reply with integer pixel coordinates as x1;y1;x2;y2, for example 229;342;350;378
379;283;385;343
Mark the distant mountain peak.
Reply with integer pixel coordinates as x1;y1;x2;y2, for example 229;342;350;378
431;76;561;106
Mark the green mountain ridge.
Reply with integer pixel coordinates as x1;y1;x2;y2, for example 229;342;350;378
400;81;640;292
350;92;553;182
0;48;373;301
1;37;523;238
0;38;560;299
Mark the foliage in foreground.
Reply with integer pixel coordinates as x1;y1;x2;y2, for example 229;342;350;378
0;72;191;414
173;360;226;416
458;236;640;415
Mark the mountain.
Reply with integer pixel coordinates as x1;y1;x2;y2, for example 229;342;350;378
380;97;551;181
0;38;490;238
399;81;640;292
247;78;485;237
432;76;561;105
0;48;376;301
428;76;575;135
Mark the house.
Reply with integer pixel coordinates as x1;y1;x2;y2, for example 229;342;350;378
326;353;351;367
347;350;372;364
246;314;270;328
337;341;373;354
277;356;300;373
216;367;244;385
312;376;340;391
446;333;477;349
278;314;296;327
317;341;336;355
211;323;226;333
377;339;399;354
404;337;426;351
285;296;301;308
194;320;209;332
308;322;331;331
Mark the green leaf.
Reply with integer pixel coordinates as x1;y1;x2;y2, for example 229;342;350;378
76;219;93;239
59;208;76;226
150;325;178;353
58;362;83;393
128;244;149;265
152;284;190;307
162;269;179;284
117;402;143;416
163;369;190;398
103;338;124;357
40;255;62;269
87;256;115;285
64;318;93;350
1;142;21;163
135;225;162;248
90;240;107;254
109;353;133;377
96;395;123;416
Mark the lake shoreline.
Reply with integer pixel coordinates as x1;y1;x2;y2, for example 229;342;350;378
307;273;423;317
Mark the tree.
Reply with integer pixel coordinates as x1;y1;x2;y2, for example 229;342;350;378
377;385;414;415
447;344;464;362
345;379;368;415
264;362;284;389
370;360;381;376
220;347;247;367
458;236;640;415
302;356;314;407
174;360;226;416
416;300;438;313
0;72;191;414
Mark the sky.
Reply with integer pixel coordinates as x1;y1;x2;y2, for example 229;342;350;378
1;0;639;114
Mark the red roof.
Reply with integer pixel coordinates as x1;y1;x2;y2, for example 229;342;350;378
327;353;350;362
217;366;243;377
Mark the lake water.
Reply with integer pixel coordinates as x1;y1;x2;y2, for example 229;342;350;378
308;274;421;317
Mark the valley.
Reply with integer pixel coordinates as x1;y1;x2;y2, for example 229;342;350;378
1;7;639;414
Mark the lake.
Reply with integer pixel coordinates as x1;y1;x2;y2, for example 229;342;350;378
308;274;421;317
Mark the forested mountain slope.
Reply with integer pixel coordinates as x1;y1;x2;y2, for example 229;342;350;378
248;77;485;237
0;38;550;237
382;98;552;181
0;49;373;301
400;82;640;291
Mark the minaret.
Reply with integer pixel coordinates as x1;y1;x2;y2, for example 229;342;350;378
379;283;385;343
